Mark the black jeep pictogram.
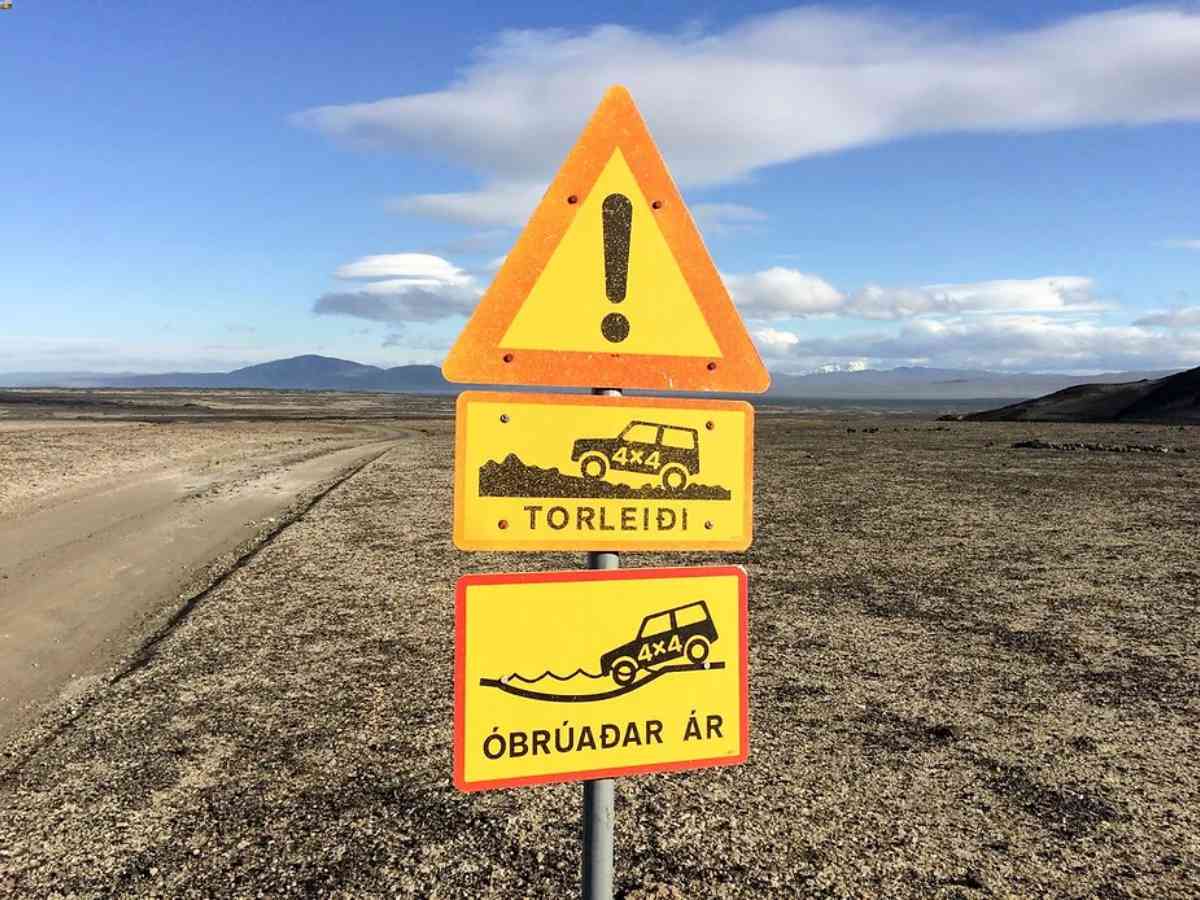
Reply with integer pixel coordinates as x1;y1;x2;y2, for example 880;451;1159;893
599;601;718;686
571;420;700;490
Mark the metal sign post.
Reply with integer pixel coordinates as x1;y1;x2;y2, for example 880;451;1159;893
583;387;620;900
582;773;615;899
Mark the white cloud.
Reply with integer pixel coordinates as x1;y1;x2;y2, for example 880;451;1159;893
755;314;1200;372
335;253;472;284
726;270;1102;321
314;253;481;323
846;276;1104;319
296;7;1200;226
751;327;802;357
692;203;768;234
386;184;546;229
357;278;466;296
1163;238;1200;250
726;268;844;319
1133;306;1200;328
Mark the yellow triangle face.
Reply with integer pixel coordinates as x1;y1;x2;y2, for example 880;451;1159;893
499;150;722;358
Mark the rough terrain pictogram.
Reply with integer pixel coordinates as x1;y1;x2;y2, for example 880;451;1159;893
478;420;732;500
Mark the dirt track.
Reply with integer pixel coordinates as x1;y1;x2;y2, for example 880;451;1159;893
0;420;402;739
0;404;1197;897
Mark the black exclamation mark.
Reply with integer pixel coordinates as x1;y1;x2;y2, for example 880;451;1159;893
601;193;632;344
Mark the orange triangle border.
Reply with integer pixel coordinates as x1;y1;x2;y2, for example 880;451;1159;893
442;85;770;394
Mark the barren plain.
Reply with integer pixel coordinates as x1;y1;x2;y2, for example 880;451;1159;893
0;390;1197;898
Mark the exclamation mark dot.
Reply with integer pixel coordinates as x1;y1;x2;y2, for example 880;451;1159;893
601;193;632;343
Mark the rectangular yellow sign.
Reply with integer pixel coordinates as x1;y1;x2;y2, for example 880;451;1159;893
453;391;754;551
453;566;749;792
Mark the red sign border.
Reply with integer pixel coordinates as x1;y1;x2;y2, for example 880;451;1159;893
453;565;749;792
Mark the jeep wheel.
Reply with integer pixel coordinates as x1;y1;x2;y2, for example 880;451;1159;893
612;657;637;686
685;637;710;664
661;464;688;491
580;453;608;480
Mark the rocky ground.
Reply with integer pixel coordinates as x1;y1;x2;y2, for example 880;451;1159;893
1;403;1197;898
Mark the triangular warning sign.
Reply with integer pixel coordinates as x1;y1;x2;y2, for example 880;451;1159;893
442;85;770;393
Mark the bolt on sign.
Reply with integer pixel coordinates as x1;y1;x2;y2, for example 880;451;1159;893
441;85;770;395
453;392;754;551
454;566;748;792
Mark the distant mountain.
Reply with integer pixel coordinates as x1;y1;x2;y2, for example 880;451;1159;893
225;355;383;388
764;366;1184;400
111;355;384;390
357;364;461;393
0;355;1185;400
7;355;459;393
966;366;1200;423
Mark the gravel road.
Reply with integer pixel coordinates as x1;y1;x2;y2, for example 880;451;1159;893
0;420;402;739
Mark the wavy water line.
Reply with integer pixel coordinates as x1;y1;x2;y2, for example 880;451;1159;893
503;668;605;685
480;661;726;703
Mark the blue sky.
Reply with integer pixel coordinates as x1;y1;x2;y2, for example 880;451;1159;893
2;1;1199;374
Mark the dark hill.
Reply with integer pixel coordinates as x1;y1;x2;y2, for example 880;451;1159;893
228;355;382;388
356;365;458;393
105;356;456;393
966;366;1200;423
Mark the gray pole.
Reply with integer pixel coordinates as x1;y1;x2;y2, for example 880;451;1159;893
582;387;619;900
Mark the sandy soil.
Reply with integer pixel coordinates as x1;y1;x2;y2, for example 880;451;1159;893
0;418;404;739
0;400;1197;898
0;419;382;519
